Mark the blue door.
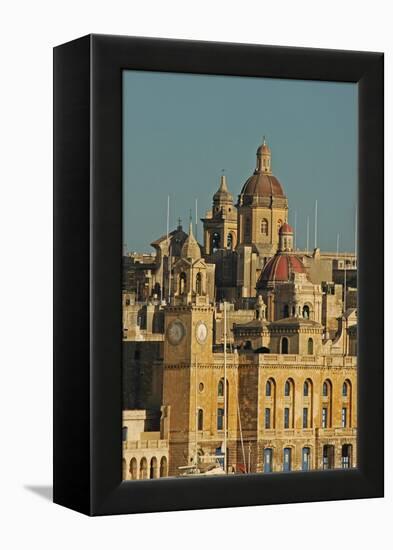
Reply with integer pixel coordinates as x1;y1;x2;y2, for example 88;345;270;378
283;448;292;472
264;448;273;473
302;447;310;471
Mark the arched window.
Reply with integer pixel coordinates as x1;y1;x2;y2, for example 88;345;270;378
130;457;138;480
212;232;221;251
283;304;289;318
342;444;352;468
303;380;309;397
217;408;225;430
197;408;204;431
266;380;272;397
302;447;311;471
227;233;234;249
196;272;202;295
264;448;273;473
281;337;289;354
283;447;292;472
302;305;310;319
322;380;332;428
307;337;314;355
277;219;283;233
179;272;187;294
244;218;251;240
261;218;268;235
122;426;128;442
323;445;335;470
342;381;348;397
218;379;224;397
160;456;168;478
150;457;158;479
140;457;148;479
284;380;291;397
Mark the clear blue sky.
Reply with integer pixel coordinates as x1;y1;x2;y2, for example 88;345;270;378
123;70;357;254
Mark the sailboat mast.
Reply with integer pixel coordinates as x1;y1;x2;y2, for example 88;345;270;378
194;355;198;472
223;301;227;474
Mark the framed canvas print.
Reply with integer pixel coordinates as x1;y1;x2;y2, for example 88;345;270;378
53;34;384;516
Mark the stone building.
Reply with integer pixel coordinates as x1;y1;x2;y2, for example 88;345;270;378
122;139;357;478
122;409;169;480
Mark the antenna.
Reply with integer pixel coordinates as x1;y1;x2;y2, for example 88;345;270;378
336;233;340;259
314;199;318;249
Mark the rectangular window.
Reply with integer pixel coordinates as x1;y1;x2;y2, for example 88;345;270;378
322;407;328;428
265;407;271;429
284;407;290;429
303;407;308;428
341;407;347;428
217;408;224;431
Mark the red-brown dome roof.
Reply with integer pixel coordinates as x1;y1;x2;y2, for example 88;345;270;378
257;253;306;288
279;222;293;234
240;174;286;199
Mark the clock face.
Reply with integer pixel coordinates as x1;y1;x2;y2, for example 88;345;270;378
196;321;208;344
167;320;185;345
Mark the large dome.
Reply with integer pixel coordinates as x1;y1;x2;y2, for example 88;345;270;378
238;139;286;202
240;173;286;199
257;253;306;288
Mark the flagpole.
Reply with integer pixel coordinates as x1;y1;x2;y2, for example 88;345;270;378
314;199;318;249
166;196;171;303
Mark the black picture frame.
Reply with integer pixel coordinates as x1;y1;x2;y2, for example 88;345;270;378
53;34;384;516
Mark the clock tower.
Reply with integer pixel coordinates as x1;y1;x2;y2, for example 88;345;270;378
162;222;214;474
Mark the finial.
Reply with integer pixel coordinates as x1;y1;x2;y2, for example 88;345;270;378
263;135;266;145
188;209;193;236
177;217;182;229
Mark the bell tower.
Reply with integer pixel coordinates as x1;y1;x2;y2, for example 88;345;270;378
202;174;238;255
163;223;215;475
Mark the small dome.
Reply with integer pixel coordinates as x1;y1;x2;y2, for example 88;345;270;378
279;223;293;234
257;253;306;288
181;222;201;261
257;142;270;155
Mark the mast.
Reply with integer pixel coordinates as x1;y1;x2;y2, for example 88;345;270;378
194;355;198;471
195;198;198;241
294;210;297;250
223;300;227;474
314;199;318;249
166;195;171;303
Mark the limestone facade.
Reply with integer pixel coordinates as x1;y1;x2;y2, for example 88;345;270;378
122;140;358;479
